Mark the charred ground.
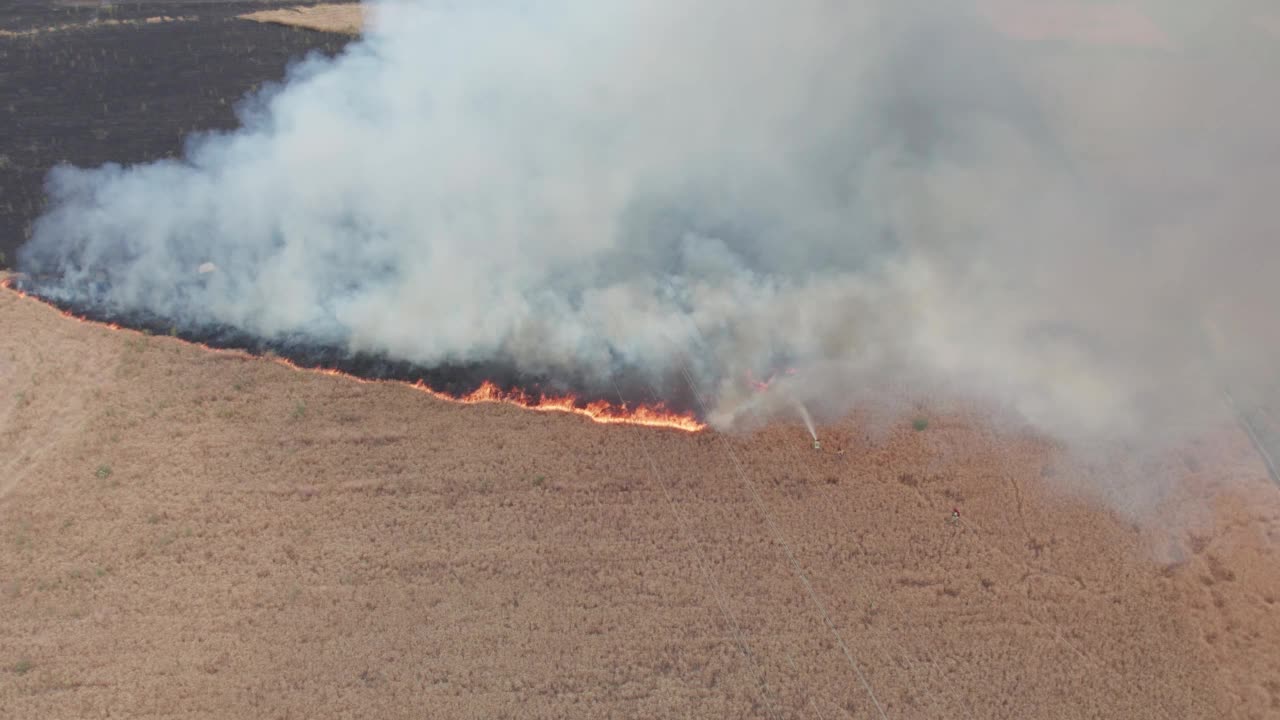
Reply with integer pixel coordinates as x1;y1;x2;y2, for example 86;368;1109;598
0;2;700;417
0;0;351;269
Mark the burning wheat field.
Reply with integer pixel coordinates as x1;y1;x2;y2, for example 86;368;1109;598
3;1;1280;718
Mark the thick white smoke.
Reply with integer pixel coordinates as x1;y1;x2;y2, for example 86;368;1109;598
18;1;1280;458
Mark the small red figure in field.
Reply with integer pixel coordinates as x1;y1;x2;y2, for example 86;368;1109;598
949;508;960;524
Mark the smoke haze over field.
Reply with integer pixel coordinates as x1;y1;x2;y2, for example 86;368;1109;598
17;1;1280;463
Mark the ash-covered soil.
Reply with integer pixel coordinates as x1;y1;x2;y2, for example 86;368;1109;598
2;282;1279;719
0;0;352;269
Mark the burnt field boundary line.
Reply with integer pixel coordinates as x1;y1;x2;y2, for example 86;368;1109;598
0;277;705;429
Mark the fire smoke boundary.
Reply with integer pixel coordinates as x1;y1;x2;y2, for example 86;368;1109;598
1;275;705;432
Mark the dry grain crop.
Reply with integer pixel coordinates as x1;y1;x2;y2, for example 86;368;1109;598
2;277;1278;718
240;3;365;36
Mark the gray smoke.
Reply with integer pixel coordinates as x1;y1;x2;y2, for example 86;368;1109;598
18;1;1280;466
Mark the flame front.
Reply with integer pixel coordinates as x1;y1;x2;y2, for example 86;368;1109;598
745;367;798;393
410;380;704;431
1;276;705;432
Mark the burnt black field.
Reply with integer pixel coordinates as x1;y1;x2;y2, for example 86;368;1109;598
0;2;702;419
0;0;351;270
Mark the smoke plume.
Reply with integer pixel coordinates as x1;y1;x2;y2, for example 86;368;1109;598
17;1;1280;470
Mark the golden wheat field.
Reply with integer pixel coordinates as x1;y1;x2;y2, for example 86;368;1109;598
2;280;1279;718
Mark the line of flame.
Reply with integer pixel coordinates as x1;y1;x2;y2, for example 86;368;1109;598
1;276;705;432
745;367;798;393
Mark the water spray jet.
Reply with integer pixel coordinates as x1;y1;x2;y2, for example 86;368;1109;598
795;398;820;449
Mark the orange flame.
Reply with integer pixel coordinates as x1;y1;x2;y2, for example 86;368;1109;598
1;276;704;432
745;367;798;393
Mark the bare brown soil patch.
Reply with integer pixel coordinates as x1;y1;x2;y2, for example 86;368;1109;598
240;3;365;36
1;280;1278;718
